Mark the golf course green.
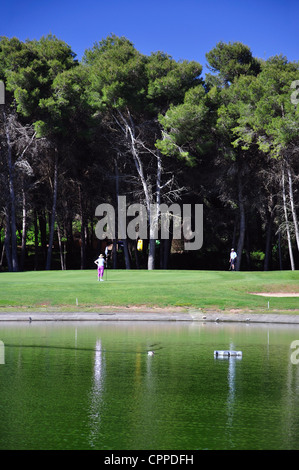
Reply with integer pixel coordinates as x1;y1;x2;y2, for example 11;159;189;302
0;269;298;313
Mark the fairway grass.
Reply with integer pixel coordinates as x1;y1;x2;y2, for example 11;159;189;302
0;269;298;314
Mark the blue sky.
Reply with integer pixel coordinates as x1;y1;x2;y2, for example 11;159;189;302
1;0;298;77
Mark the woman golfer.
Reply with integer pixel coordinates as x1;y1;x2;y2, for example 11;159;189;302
94;254;106;281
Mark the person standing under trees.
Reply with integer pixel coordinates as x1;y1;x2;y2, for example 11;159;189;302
94;254;106;281
229;249;237;271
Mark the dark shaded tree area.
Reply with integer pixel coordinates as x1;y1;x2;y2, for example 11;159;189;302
0;35;298;271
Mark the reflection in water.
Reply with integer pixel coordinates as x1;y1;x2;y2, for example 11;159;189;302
88;340;105;448
2;321;299;450
226;342;237;446
282;355;299;449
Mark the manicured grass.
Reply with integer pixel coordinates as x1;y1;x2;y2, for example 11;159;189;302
0;269;298;313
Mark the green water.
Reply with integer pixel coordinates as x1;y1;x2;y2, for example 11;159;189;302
0;320;299;450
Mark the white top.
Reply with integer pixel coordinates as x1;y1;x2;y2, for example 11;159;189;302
95;257;105;267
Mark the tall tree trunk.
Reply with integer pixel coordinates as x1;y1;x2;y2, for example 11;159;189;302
282;167;295;270
57;222;66;270
114;158;130;269
287;163;299;252
122;227;131;270
113;159;119;270
231;214;238;250
112;240;117;269
78;184;86;269
65;214;74;269
134;238;140;269
149;151;163;270
278;231;282;270
116;110;151;269
46;150;58;270
3;110;18;271
38;212;47;261
236;176;245;271
148;239;156;270
162;237;171;269
20;184;27;271
4;209;12;272
264;203;275;271
128;122;152;269
0;245;5;268
148;152;162;270
34;210;39;270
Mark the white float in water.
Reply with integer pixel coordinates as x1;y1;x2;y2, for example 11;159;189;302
214;350;242;358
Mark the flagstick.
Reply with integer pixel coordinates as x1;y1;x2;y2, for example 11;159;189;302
105;247;109;282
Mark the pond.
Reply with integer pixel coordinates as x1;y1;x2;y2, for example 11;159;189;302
0;320;299;450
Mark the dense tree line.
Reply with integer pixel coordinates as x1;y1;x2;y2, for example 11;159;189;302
0;35;298;271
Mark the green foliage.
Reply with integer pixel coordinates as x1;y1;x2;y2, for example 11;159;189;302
83;34;202;116
1;35;298;273
220;56;299;158
156;83;217;164
83;35;147;111
1;35;77;135
38;65;92;138
206;41;261;85
147;55;202;109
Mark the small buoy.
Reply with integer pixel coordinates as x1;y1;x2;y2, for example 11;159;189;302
148;351;155;356
214;350;242;358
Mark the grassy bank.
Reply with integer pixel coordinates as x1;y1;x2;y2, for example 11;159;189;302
0;269;298;313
